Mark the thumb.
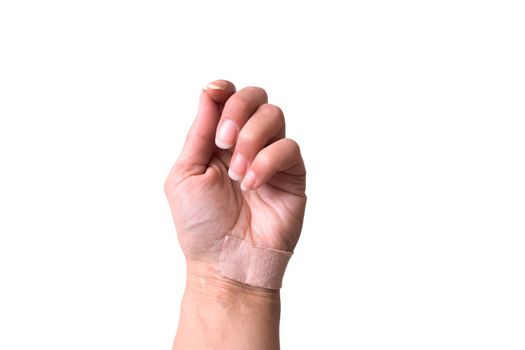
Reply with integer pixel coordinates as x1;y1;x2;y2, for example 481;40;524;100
175;80;236;170
175;89;220;169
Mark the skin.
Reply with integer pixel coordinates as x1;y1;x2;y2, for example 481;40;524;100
164;79;307;350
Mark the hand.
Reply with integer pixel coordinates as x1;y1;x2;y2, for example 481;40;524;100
164;79;306;283
166;80;305;350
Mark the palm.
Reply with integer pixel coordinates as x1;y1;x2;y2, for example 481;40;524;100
170;153;306;261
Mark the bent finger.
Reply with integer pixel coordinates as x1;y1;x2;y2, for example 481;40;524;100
215;86;268;149
228;104;285;181
240;138;306;192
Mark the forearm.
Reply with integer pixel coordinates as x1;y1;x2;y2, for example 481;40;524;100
173;261;281;350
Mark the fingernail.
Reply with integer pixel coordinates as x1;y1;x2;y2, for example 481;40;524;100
215;119;238;149
207;81;227;90
228;153;247;181
240;170;256;191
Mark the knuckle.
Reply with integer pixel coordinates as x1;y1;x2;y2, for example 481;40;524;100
229;94;251;112
284;138;301;154
226;87;269;115
237;128;258;146
243;86;268;101
260;103;284;121
256;151;273;168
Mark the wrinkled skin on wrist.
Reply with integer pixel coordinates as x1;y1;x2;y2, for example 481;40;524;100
184;260;281;302
174;261;282;350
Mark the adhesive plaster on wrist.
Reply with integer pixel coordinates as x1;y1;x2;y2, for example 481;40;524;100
218;235;293;289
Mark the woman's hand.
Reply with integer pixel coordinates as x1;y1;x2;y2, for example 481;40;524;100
165;80;306;350
165;80;306;272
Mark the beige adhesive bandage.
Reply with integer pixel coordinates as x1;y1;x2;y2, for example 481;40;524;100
218;235;293;289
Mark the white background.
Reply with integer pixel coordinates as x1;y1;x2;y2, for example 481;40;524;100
1;0;524;349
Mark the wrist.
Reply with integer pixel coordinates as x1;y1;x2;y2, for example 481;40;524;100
184;260;281;303
174;260;281;350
